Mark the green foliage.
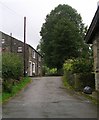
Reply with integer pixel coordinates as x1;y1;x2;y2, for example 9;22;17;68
42;66;49;76
63;58;94;91
72;58;93;73
2;52;23;80
63;59;73;72
62;76;73;90
47;68;58;76
3;80;13;93
39;4;88;70
2;52;24;93
42;65;57;76
2;77;31;103
49;68;57;74
63;58;93;73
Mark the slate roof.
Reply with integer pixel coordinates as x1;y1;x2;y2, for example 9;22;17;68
85;6;99;44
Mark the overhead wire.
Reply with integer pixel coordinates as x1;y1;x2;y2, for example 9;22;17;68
0;1;39;48
0;1;24;18
0;1;24;38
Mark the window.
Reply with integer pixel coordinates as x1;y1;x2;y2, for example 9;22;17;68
39;56;41;61
2;39;5;44
18;47;22;52
33;50;35;58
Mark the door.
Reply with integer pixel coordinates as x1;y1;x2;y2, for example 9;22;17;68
29;61;32;76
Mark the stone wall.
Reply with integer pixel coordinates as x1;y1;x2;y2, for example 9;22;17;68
93;32;99;91
64;72;95;91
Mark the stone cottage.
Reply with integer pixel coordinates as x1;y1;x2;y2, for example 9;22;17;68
27;45;42;76
1;31;42;77
85;6;99;91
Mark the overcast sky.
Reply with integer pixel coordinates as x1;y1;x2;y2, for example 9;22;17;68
0;0;99;49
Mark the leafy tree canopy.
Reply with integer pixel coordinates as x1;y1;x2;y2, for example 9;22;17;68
39;4;90;70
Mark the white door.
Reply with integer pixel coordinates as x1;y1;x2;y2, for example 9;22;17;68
32;62;35;74
29;61;32;76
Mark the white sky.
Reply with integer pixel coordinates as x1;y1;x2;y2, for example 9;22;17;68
0;0;99;49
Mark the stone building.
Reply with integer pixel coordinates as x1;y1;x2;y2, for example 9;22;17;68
85;6;99;91
1;31;42;76
27;45;42;76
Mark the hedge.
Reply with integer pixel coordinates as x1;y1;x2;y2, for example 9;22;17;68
2;52;23;93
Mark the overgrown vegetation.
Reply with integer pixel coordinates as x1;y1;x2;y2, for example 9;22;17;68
2;77;31;103
1;53;31;104
63;58;95;91
63;58;93;73
2;52;23;80
42;66;58;76
2;52;23;93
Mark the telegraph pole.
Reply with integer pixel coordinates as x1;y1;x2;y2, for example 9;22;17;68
10;33;12;52
24;17;26;77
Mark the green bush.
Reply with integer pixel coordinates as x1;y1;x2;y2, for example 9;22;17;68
63;58;95;91
42;66;58;76
3;80;13;93
72;58;93;73
63;58;93;74
2;53;23;93
2;52;23;80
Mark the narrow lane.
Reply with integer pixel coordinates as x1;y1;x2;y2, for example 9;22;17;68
3;77;97;118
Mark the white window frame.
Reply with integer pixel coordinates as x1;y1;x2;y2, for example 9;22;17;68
2;39;5;44
33;50;35;58
18;47;22;52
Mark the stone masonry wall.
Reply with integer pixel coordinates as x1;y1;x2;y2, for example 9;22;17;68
93;32;99;91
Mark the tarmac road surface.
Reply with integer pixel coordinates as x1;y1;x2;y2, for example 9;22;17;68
2;77;97;118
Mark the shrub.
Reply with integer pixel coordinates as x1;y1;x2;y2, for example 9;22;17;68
2;52;23;80
42;66;49;76
63;59;73;72
72;58;93;73
3;80;13;93
2;53;23;93
63;58;94;91
42;66;59;76
63;58;93;74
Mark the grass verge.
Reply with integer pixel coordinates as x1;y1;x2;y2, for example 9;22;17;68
79;92;99;105
2;77;32;104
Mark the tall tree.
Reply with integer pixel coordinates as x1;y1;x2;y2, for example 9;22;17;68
39;4;88;71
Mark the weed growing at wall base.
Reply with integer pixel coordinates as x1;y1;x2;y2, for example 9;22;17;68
2;77;31;103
